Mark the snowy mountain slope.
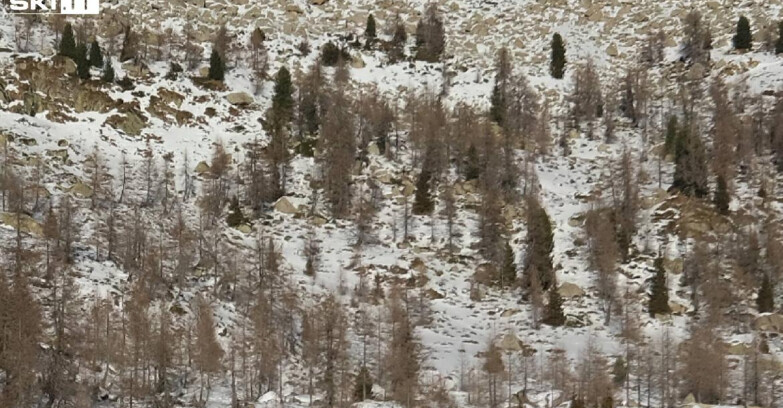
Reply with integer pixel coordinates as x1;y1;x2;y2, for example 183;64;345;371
1;0;783;407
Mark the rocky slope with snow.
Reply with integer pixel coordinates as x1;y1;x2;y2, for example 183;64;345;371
1;0;783;407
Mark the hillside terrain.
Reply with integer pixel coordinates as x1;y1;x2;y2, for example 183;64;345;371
1;0;783;407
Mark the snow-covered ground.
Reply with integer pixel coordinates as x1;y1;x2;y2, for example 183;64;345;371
1;0;783;407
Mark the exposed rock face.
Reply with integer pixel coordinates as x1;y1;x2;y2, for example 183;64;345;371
105;109;147;136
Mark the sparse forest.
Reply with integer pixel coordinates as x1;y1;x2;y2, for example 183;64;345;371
1;1;783;408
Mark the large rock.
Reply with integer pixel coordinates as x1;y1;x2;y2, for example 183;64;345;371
62;57;77;75
274;196;301;214
226;92;254;106
754;313;783;333
558;282;585;298
194;161;210;174
498;333;526;352
105;111;146;136
69;182;93;198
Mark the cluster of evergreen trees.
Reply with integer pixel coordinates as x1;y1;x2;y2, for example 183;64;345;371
58;23;114;82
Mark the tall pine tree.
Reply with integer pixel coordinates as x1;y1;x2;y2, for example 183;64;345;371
89;39;103;68
271;66;294;124
102;60;115;83
672;125;709;198
543;286;566;326
757;274;774;313
365;14;377;45
523;197;555;291
353;365;374;402
412;166;434;215
714;175;730;215
59;23;77;59
208;48;225;81
550;33;566;79
733;16;752;50
648;256;671;317
75;43;90;80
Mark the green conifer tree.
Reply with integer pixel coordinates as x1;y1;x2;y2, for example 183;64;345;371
89;39;103;68
226;196;245;227
208;48;225;81
353;365;374;402
543;286;566;326
672;126;709;198
272;66;294;124
550;33;566;79
714;175;730;215
75;43;90;80
648;256;671;317
523;198;555;290
464;144;480;181
733;16;752;50
59;23;77;59
365;14;377;44
102;60;115;83
412;167;434;215
757;274;775;313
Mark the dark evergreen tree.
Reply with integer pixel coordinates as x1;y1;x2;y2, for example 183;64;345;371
672;125;709;198
713;175;730;215
59;23;77;59
208;48;225;81
733;16;752;50
776;21;783;54
412;167;434;215
757;274;775;313
75;43;90;80
102;60;115;83
272;66;294;124
321;42;344;66
500;241;517;288
464;144;480;181
390;20;408;62
611;357;628;386
89;39;103;68
648;256;671;317
226;196;245;227
523;197;555;291
550;33;566;79
365;14;377;45
414;3;445;62
543;286;566;326
489;48;511;125
353;365;374;402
